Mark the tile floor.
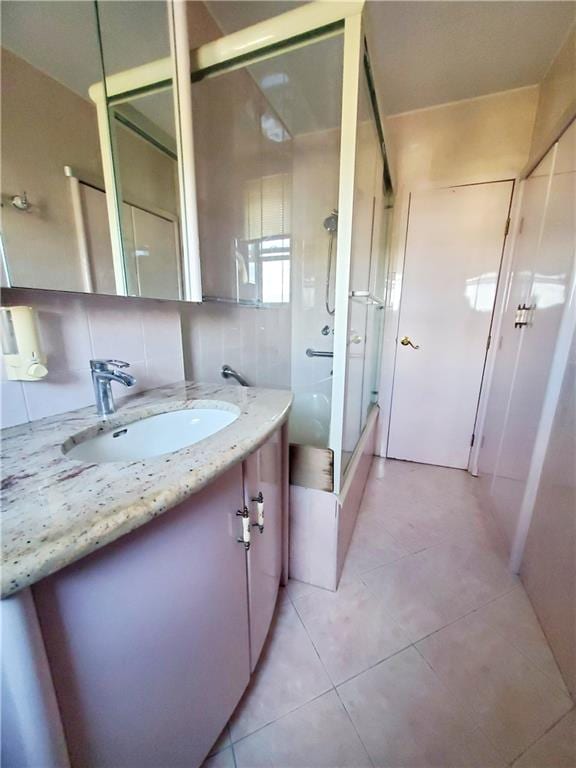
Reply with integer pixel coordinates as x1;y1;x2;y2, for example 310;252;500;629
204;459;575;768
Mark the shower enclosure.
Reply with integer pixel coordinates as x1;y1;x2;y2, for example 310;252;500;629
190;2;393;494
92;0;394;587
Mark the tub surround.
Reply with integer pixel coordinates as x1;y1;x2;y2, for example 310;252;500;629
1;381;292;598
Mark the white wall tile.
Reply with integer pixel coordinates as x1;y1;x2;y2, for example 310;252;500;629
145;356;184;389
1;381;29;428
21;368;95;422
86;296;145;363
1;289;185;424
141;301;183;369
181;302;291;389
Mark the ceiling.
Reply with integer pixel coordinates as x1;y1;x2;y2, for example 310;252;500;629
207;0;575;116
3;0;573;141
366;1;575;115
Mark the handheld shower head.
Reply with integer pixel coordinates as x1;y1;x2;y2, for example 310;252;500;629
323;210;338;233
324;210;338;315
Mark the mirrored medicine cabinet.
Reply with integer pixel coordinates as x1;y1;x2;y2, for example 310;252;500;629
1;0;199;302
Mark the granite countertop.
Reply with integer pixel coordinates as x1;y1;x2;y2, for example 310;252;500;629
1;381;292;598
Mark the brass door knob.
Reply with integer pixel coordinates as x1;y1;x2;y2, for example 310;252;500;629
400;336;420;349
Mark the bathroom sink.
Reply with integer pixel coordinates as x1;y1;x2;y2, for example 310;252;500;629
65;407;240;463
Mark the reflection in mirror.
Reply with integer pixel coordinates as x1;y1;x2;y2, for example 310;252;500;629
94;0;183;301
192;34;349;308
1;1;111;293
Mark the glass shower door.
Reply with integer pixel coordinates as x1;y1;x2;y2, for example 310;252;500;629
335;55;390;486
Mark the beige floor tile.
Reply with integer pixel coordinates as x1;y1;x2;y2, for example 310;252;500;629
440;505;509;556
369;501;453;554
338;647;505;768
369;457;418;482
234;690;372;768
417;612;573;763
514;709;576;768
414;537;518;622
362;551;450;641
284;578;327;602
229;594;332;742
368;461;475;512
401;462;479;503
293;579;410;685
362;533;517;642
201;746;235;768
476;586;569;694
360;469;491;556
343;514;407;576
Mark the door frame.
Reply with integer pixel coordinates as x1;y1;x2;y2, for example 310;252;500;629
385;179;515;471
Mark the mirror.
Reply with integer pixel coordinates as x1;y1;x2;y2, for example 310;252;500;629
1;1;109;293
1;0;195;302
95;0;184;301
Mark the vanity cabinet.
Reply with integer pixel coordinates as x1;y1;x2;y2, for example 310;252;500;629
31;427;286;768
244;427;283;670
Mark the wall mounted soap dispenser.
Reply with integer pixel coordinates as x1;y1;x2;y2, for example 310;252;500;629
1;306;48;380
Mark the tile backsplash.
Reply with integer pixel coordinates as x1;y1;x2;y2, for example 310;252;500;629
1;289;184;428
181;301;291;390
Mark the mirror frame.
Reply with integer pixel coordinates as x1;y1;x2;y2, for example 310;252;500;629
89;0;202;301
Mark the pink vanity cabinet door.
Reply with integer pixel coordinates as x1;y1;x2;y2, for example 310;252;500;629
33;464;250;768
245;429;283;670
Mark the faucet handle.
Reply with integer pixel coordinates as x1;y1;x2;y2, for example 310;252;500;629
90;359;130;372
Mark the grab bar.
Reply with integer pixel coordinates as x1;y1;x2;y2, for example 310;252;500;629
221;364;250;386
306;348;333;358
349;290;386;306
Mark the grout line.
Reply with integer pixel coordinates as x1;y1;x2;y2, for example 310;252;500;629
334;643;416;690
333;684;376;768
85;305;96;360
230;739;238;768
229;688;334;748
289;590;337;689
412;643;507;764
508;705;576;767
234;588;379;767
475;593;574;700
409;582;521;646
417;644;505;754
19;381;32;424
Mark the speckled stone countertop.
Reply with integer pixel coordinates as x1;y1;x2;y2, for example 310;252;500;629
1;382;292;598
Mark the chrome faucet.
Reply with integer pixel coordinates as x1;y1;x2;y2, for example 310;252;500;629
221;364;249;387
90;359;136;417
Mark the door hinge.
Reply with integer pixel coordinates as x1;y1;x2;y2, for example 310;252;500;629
470;433;475;447
486;334;491;351
236;506;251;550
504;217;511;237
515;303;536;329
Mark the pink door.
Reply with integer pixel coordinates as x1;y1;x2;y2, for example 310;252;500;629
33;465;250;768
245;431;283;670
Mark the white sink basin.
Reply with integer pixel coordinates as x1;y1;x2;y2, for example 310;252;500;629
65;407;240;463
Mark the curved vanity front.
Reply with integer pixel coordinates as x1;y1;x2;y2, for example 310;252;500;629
1;382;292;768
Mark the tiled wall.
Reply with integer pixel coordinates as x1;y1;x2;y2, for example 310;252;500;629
180;301;291;390
1;289;184;428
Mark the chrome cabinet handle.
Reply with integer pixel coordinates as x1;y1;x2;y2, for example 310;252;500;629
400;336;420;349
236;507;251;550
251;491;264;533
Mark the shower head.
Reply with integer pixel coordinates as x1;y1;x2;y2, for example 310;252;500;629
323;210;338;233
